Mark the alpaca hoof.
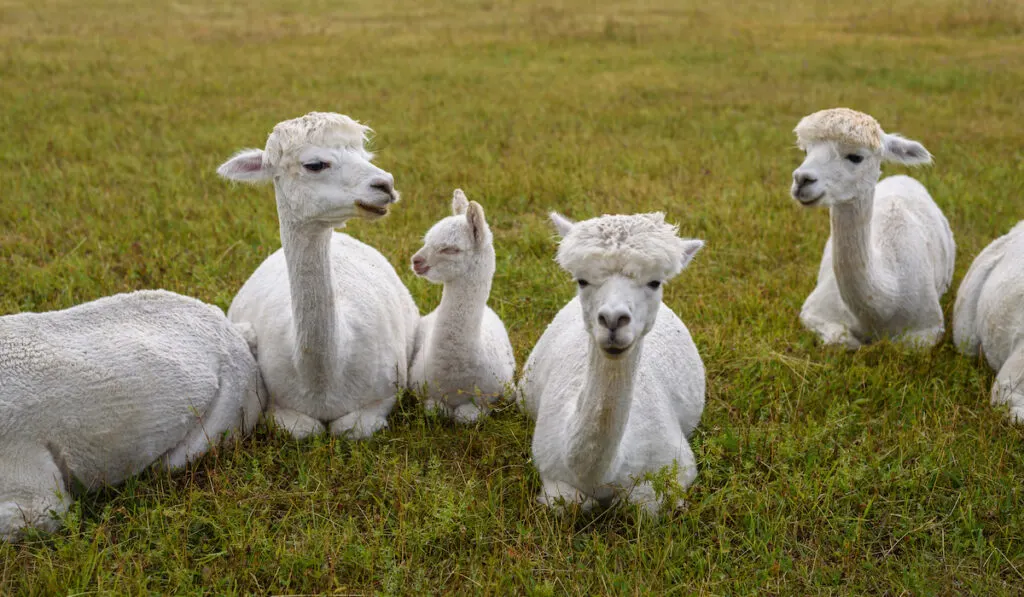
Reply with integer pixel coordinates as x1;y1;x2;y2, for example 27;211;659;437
452;403;483;424
271;408;325;440
330;412;388;439
897;327;943;350
819;325;861;350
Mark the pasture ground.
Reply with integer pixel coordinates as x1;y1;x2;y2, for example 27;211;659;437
1;0;1023;594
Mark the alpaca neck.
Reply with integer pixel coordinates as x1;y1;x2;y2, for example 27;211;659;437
429;260;494;357
565;340;641;488
278;207;343;396
829;192;897;324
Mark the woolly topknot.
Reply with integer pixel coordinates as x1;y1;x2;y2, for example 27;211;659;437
556;213;691;281
264;112;372;166
794;108;884;151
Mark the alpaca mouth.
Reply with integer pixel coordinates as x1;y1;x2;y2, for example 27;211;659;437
796;193;824;207
355;201;389;217
601;344;632;358
413;264;430;276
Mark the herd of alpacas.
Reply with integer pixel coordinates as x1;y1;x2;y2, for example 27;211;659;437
1;108;1021;540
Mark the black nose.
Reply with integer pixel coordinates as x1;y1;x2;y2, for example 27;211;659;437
794;172;817;188
369;177;394;197
598;312;631;331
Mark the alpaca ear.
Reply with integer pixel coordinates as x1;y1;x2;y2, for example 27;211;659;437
679;239;705;269
451;188;469;215
466;201;489;246
882;134;932;166
549;212;575;238
217;149;272;183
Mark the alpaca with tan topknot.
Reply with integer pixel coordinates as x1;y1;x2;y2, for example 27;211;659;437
218;112;419;440
519;212;706;516
791;107;955;349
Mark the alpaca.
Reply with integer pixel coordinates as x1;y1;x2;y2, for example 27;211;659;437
408;189;515;423
519;212;706;515
953;221;1024;422
791;108;955;349
218;112;419;440
0;290;264;540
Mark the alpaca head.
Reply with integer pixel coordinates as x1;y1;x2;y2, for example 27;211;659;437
551;212;704;359
217;112;399;225
411;189;494;284
791;108;932;208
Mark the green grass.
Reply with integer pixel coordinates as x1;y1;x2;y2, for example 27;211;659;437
2;0;1024;593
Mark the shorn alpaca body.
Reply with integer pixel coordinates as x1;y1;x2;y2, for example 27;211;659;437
0;290;264;540
519;212;705;515
953;221;1024;422
791;108;954;349
219;112;419;439
409;189;515;422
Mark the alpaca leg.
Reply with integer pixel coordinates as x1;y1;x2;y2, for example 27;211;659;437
452;402;484;424
992;345;1024;423
896;326;944;350
801;313;862;349
537;478;595;513
423;398;450;417
0;445;71;540
624;482;662;516
271;406;325;440
329;397;395;440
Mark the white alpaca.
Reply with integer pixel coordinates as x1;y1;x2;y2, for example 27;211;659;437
408;189;515;423
791;108;955;349
0;290;264;541
953;221;1024;422
218;112;419;440
519;212;706;515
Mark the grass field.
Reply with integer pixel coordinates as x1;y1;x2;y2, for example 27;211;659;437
2;0;1023;594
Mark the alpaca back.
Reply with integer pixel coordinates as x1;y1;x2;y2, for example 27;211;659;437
873;175;955;296
228;232;418;420
954;221;1024;370
0;290;263;488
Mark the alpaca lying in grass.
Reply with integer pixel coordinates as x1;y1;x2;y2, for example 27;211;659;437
953;221;1024;422
519;212;706;516
219;112;420;440
0;290;265;541
791;108;955;349
409;189;515;423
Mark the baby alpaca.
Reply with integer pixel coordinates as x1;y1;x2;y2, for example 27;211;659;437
219;112;420;440
519;212;706;516
0;290;264;541
953;221;1024;422
409;189;515;423
791;108;955;349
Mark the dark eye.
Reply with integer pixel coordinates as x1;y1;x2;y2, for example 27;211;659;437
303;161;329;172
845;154;863;164
439;247;461;255
647;281;662;290
577;279;589;288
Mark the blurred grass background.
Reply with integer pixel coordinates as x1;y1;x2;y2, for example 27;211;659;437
1;0;1022;594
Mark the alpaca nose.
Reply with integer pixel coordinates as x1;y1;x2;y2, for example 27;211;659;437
793;171;817;189
598;308;631;332
412;255;429;275
369;175;396;201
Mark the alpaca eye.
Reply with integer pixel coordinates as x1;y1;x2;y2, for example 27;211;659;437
647;281;662;290
439;247;461;255
577;279;589;288
303;161;329;172
845;154;863;164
